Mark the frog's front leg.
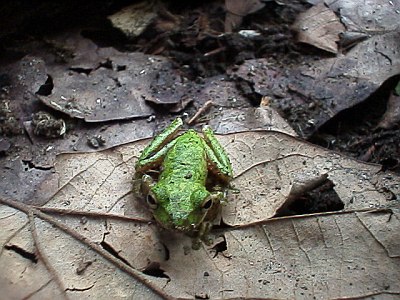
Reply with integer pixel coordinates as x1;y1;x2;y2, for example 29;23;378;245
191;191;224;249
201;126;233;182
135;118;183;173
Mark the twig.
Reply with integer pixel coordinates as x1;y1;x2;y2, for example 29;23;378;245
187;100;213;125
28;211;68;300
33;206;152;224
0;197;172;300
237;207;392;229
203;46;226;57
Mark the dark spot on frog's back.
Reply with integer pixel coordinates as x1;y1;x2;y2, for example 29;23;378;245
185;172;192;179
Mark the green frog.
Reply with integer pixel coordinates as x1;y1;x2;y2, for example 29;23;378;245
134;118;233;248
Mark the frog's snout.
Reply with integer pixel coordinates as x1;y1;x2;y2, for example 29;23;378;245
174;223;196;232
170;210;199;231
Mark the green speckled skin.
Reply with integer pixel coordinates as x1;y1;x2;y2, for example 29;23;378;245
135;118;232;246
153;130;210;229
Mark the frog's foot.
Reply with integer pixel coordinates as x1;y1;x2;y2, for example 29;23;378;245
191;233;213;250
199;221;213;243
132;178;143;198
140;174;155;196
202;235;213;246
191;238;202;250
210;190;228;206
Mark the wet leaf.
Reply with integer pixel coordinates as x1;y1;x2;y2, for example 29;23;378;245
1;130;399;298
233;31;400;136
327;0;400;32
232;0;400;136
23;118;156;168
38;49;157;122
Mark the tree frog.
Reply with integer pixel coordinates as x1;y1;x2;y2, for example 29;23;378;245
134;118;233;249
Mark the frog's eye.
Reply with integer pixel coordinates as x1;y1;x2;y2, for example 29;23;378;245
202;198;213;210
146;194;158;209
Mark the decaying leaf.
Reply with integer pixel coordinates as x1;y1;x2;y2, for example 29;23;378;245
108;0;159;38
326;0;400;33
211;98;297;136
233;30;400;136
231;0;400;136
38;49;159;122
292;2;345;53
377;91;400;129
22;118;156;168
224;0;268;32
1;130;399;298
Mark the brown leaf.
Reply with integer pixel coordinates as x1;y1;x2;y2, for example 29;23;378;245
377;91;400;129
1;130;399;298
39;50;156;122
22;118;156;168
232;29;400;136
225;0;266;16
292;2;345;53
210;103;297;136
107;0;159;38
224;0;267;32
327;0;400;32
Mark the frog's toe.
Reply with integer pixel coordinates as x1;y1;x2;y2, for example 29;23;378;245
202;236;213;246
191;238;202;250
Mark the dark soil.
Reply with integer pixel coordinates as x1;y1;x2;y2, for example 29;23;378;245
310;78;400;173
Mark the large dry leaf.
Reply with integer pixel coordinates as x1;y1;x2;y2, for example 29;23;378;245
1;131;399;298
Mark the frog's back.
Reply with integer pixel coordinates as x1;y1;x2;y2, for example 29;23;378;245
160;130;207;184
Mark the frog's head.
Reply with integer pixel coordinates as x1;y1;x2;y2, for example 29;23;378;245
147;183;215;232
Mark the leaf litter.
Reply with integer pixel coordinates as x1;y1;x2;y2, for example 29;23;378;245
0;0;400;299
1;130;399;299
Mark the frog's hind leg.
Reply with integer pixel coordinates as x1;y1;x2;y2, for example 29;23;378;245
135;118;183;172
201;126;233;183
135;138;178;173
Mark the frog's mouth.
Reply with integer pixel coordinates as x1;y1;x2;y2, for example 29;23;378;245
153;210;206;233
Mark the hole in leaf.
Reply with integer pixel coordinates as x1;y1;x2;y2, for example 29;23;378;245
5;244;38;263
275;177;344;217
381;157;398;171
211;235;227;258
98;59;113;70
116;65;126;71
22;160;52;171
212;218;233;230
142;262;170;279
36;75;54;96
100;240;132;267
69;67;92;75
161;243;170;261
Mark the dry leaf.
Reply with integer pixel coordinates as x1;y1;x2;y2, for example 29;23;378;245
108;0;159;38
1;130;399;298
211;103;297;136
292;2;345;53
